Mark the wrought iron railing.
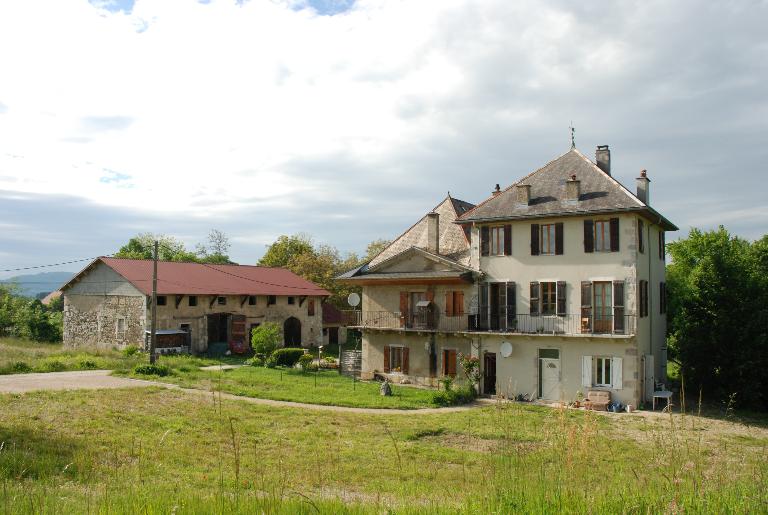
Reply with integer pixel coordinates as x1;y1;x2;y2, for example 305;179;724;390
342;310;636;336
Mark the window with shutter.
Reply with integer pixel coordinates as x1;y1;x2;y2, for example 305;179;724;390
402;347;409;374
454;291;464;316
481;226;490;256
659;231;666;260
555;222;564;255
583;220;594;253
611;357;623;389
307;299;315;316
539;224;556;255
580;282;592;332
530;282;540;316
594;357;612;387
582;355;593;388
638;219;645;254
639;280;649;318
506;282;516;327
556;281;566;315
383;346;391;372
443;349;457;377
445;292;454;316
478;283;489;330
530;224;540;255
659;282;666;314
613;281;625;333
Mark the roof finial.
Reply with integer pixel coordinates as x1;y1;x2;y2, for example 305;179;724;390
570;123;576;149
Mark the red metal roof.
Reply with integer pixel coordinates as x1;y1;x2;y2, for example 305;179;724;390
65;257;330;297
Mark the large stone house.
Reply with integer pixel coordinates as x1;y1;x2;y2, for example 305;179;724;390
340;145;676;408
61;257;329;353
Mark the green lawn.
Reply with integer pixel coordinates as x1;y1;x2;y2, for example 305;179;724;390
0;387;765;513
124;362;439;409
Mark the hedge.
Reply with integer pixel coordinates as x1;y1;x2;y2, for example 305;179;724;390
270;348;305;367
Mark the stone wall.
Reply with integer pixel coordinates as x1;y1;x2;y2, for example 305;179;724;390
64;294;146;348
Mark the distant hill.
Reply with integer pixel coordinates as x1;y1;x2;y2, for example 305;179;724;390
0;271;75;298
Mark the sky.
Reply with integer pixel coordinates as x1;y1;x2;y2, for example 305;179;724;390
0;0;766;279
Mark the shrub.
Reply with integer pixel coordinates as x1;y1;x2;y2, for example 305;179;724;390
251;322;282;356
133;364;171;377
245;356;265;367
123;345;141;357
271;348;305;367
323;356;336;363
297;353;314;371
264;355;277;368
40;359;67;372
431;385;475;407
11;361;32;373
78;359;98;370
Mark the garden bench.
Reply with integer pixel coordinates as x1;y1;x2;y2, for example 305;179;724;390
584;390;611;411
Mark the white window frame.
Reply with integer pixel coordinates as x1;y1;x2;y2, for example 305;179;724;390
540;224;556;255
594;356;612;387
583;355;623;390
490;226;505;256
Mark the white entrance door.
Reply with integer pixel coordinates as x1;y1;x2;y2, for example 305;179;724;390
540;358;561;400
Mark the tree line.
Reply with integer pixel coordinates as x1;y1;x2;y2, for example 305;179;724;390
0;285;63;342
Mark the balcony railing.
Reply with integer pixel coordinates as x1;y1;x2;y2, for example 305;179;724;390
342;310;636;336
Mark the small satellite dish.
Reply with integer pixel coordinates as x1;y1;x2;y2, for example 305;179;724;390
347;292;361;307
500;341;513;358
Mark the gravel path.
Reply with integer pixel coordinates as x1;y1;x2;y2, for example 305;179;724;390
0;370;490;414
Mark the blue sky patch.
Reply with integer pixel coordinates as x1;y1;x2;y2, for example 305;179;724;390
89;0;135;14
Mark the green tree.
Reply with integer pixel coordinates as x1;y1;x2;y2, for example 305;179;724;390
115;233;199;262
250;322;282;356
258;234;315;268
364;238;391;261
196;229;236;264
667;227;768;409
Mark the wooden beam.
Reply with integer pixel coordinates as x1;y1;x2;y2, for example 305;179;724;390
175;295;184;309
299;296;307;307
209;296;218;309
240;295;248;307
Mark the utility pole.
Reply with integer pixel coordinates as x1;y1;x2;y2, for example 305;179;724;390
149;240;158;364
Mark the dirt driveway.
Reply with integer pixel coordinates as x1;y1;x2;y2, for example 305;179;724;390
0;370;157;393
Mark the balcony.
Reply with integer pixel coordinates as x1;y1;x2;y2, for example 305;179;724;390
342;310;636;337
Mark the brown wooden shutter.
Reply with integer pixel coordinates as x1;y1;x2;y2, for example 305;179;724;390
399;292;408;328
556;281;566;315
383;346;391;372
613;281;625;333
529;281;540;316
610;218;620;252
555;222;564;255
402;347;409;374
503;224;512;256
659;231;666;260
448;350;456;376
530;224;540;256
455;291;464;315
584;220;594;253
580;281;593;332
639;280;648;318
638;219;645;253
506;282;516;324
307;299;315;316
481;226;490;256
445;292;454;316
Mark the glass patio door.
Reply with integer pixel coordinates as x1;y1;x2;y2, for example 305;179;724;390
593;282;612;333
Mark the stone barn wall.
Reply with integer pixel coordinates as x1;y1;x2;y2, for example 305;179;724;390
63;294;146;348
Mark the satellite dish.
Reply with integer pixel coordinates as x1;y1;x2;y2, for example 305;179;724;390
347;292;361;307
500;341;513;358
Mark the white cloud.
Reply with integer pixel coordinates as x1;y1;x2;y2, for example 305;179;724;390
0;0;765;269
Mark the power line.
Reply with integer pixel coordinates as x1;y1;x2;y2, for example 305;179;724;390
0;255;113;273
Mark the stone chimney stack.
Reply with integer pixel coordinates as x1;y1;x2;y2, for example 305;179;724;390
426;212;439;254
596;145;611;176
566;173;581;202
516;184;531;205
636;169;651;204
492;184;501;196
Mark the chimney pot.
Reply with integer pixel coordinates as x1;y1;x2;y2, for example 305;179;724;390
492;184;501;196
426;212;440;254
566;174;581;202
636;170;651;204
596;145;611;176
516;184;531;205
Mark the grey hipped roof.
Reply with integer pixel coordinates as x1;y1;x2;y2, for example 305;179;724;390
457;148;677;230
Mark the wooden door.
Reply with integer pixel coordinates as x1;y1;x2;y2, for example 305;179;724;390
229;315;247;354
483;353;496;395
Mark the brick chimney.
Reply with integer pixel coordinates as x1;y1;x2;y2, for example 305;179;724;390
566;173;580;202
596;145;611;176
426;212;439;254
636;169;651;204
516;184;531;205
492;184;501;196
